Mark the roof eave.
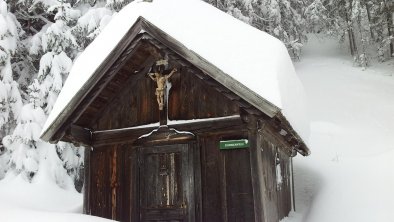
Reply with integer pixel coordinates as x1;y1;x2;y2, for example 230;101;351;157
275;112;310;156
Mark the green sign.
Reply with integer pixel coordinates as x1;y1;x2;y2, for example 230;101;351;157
219;139;249;150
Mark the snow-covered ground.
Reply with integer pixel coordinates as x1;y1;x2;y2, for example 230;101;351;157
1;35;393;222
0;163;112;222
284;35;394;222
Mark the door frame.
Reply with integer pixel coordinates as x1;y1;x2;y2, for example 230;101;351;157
131;128;201;222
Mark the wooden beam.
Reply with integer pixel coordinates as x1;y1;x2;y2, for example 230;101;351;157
246;114;265;222
66;124;92;146
92;116;245;147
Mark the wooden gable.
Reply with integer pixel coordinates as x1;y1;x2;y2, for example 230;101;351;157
64;35;250;131
91;58;241;131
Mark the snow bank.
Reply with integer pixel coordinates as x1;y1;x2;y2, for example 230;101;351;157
42;0;309;143
1;208;114;222
289;35;394;222
0;143;80;212
0;155;115;222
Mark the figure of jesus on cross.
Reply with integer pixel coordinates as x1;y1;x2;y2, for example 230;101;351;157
148;65;177;110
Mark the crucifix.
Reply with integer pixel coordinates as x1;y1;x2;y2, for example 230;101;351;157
148;59;177;125
148;67;177;111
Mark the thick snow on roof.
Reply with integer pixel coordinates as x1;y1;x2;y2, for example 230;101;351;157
41;0;309;142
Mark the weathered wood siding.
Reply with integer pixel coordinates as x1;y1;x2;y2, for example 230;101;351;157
199;132;255;222
93;68;239;131
86;145;133;221
168;69;239;120
258;130;293;222
88;146;111;218
93;72;158;131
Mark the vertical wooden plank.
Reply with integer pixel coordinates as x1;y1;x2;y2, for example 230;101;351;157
130;145;139;222
220;149;228;222
180;71;189;120
224;148;255;222
259;134;280;222
187;143;196;222
276;148;292;220
200;136;225;222
189;75;197;119
248;115;265;222
194;140;203;222
83;146;91;215
168;71;180;120
89;146;111;219
110;146;118;220
117;144;128;222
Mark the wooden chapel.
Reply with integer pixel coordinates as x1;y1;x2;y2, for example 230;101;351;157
40;2;310;222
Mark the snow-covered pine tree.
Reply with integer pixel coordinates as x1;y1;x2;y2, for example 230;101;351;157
106;0;133;11
1;0;122;189
72;6;113;49
2;80;74;189
305;0;329;33
369;0;394;61
2;0;82;187
0;0;23;137
381;0;394;58
0;0;23;178
33;0;84;188
2;80;45;181
305;0;394;64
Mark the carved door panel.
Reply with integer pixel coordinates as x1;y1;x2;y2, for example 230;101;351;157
138;144;194;222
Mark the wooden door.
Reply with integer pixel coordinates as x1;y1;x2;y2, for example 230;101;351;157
138;144;194;222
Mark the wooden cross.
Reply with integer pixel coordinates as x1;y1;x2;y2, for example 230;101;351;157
148;66;177;125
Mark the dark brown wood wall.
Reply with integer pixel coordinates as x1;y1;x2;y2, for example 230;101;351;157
168;69;239;120
93;67;239;131
86;130;260;222
199;132;255;222
93;73;158;131
85;127;294;222
88;146;111;218
258;130;293;222
86;144;134;221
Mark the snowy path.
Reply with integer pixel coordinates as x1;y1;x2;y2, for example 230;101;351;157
290;35;394;222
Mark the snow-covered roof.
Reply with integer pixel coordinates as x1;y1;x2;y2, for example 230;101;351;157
41;0;310;149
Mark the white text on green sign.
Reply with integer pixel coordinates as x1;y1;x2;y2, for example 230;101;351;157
219;139;249;150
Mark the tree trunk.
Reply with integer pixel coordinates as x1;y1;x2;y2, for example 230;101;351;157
345;3;358;56
365;1;375;41
384;0;394;56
